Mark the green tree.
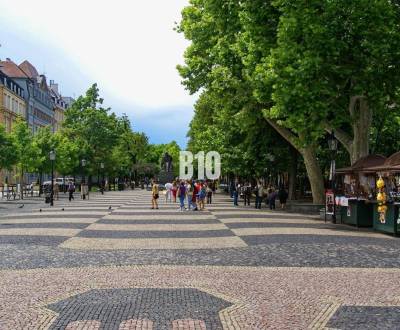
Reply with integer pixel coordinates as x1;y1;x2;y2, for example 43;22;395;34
55;133;80;179
33;126;59;188
63;84;120;184
0;125;17;175
10;119;41;193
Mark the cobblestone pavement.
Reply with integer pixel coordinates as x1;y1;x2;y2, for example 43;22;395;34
0;190;399;329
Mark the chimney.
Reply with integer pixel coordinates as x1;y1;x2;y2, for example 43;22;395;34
50;80;59;93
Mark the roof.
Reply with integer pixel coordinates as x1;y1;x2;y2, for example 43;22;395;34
0;59;29;78
363;151;400;173
19;60;39;78
336;154;387;174
384;151;400;167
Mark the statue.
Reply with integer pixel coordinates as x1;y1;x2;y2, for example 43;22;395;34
161;152;173;172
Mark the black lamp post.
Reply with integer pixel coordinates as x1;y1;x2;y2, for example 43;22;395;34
328;132;338;223
81;159;86;199
100;162;105;194
49;150;56;206
81;159;87;183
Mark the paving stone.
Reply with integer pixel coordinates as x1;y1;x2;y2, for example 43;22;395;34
0;190;399;329
326;306;400;329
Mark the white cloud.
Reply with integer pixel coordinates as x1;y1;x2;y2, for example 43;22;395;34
0;0;195;109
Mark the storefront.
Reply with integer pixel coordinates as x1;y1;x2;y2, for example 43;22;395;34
364;152;400;235
335;155;386;227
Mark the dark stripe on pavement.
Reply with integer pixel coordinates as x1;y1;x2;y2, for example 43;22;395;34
98;219;222;225
0;223;89;229
0;235;69;246
226;222;338;229
77;230;235;239
215;213;316;220
242;234;392;246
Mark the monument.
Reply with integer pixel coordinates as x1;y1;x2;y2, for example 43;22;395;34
159;152;175;184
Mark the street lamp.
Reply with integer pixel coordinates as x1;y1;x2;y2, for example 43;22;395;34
328;132;338;223
100;162;105;195
81;159;86;183
49;150;56;206
81;159;86;199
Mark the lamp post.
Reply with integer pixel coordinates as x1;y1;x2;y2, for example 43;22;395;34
100;162;105;195
81;159;86;199
328;132;338;223
49;150;56;206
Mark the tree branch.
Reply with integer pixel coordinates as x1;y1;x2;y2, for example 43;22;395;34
264;118;299;150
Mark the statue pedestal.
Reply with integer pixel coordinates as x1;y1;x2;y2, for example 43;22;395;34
158;171;175;184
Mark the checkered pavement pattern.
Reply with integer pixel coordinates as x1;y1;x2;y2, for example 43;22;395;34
0;190;388;251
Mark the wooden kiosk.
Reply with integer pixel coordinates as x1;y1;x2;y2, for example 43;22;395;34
335;155;386;227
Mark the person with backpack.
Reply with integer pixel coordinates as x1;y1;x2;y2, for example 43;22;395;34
151;179;159;210
67;181;75;202
177;181;187;211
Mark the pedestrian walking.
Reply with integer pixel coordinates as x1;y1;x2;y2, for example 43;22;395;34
268;188;277;210
185;180;193;210
244;182;251;206
233;183;239;206
177;181;187;211
198;183;206;210
100;179;105;195
151;179;159;210
191;181;200;211
165;182;173;203
230;181;235;198
54;182;59;201
255;182;263;209
278;187;288;209
67;181;75;202
172;181;178;203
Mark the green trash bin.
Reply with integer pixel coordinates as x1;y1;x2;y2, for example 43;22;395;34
373;202;400;236
341;199;373;227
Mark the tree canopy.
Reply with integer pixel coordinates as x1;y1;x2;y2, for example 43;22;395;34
177;0;400;203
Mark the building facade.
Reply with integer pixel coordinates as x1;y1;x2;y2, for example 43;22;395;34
0;71;27;184
0;70;26;132
0;59;54;133
49;80;69;132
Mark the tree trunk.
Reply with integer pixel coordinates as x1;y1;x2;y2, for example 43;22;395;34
288;146;298;200
350;97;372;164
301;146;325;204
265;118;325;204
326;96;372;165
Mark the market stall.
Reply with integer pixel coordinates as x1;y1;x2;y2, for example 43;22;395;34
335;155;386;227
364;152;400;235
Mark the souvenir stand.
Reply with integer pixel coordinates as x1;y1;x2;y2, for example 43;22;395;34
364;152;400;235
335;155;386;227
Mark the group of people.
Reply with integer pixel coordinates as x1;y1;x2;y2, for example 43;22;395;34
151;179;216;211
230;181;288;210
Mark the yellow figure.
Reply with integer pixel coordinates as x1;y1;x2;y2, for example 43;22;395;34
376;176;387;224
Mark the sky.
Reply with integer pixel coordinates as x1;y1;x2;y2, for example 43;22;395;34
0;0;196;147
